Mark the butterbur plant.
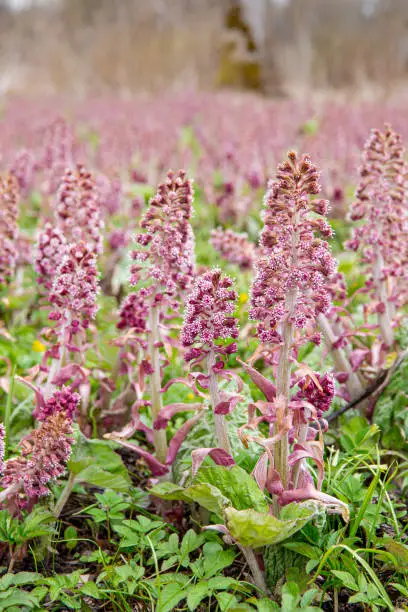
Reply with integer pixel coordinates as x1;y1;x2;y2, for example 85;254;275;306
249;151;339;495
107;170;197;469
42;241;99;401
347;125;408;346
0;174;19;290
0;407;75;515
181;268;240;454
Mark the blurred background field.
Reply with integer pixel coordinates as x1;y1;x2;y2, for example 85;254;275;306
1;0;408;98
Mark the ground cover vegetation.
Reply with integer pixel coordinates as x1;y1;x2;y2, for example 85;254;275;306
0;94;407;611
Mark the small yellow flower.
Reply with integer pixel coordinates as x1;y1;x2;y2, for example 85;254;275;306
239;292;248;304
32;339;46;353
187;392;195;401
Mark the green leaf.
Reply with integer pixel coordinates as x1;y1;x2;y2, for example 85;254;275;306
216;592;241;611
0;572;42;589
64;526;78;551
255;598;280;611
76;465;129;492
0;591;41;609
284;542;321;560
180;529;204;556
281;581;300;609
152;481;231;516
202;543;236;577
187;581;210;611
158;583;186;612
382;540;408;572
331;570;359;591
225;502;318;547
80;581;102;599
194;466;269;512
207;576;237;590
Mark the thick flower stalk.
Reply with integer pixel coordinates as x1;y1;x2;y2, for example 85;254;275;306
250;151;336;491
129;170;195;463
182;268;239;454
44;241;99;398
210;227;256;270
34;221;67;290
0;174;19;290
56;165;104;255
347;125;407;346
0;411;74;511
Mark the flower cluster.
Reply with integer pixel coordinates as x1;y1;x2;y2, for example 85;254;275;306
293;372;335;420
131;169;195;300
9;149;36;196
117;290;149;333
181;268;239;362
0;174;19;289
36;386;80;422
1;411;73;508
34;222;67;289
42;117;74;195
210;227;256;270
49;241;99;331
250;151;336;343
56;165;104;254
346;125;407;321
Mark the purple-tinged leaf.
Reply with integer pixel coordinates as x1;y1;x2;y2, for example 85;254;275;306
288;442;324;489
237;359;276;401
153;402;201;429
165;412;204;466
214;394;241;415
349;348;369;371
103;436;168;476
191;448;236;477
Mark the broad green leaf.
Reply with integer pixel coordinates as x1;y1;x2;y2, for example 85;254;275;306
0;572;42;589
64;526;78;551
194;465;269;512
152;481;231;516
225;502;318;548
158;583;186;612
202;543;235;577
284;542;321;560
187;581;210;611
331;570;359;591
80;581;102;599
0;591;41;609
207;576;237;590
75;465;129;493
180;529;204;556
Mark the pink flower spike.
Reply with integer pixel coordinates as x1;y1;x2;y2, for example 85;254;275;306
181;268;239;361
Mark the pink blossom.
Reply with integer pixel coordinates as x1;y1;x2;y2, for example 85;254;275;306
181;268;239;361
56;165;104;255
250;151;337;343
36;386;80;422
2;412;74;507
210;228;256;270
49;241;99;329
34;222;68;289
0;174;19;289
117;291;149;333
131;169;195;298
